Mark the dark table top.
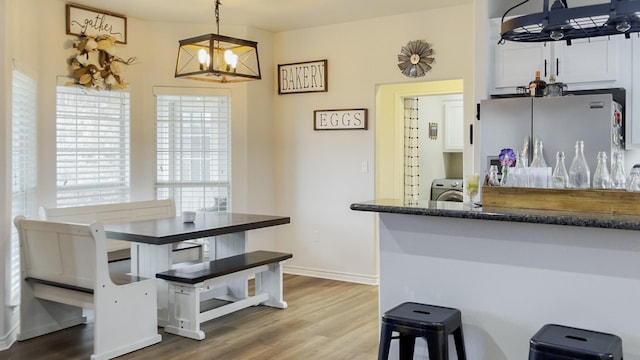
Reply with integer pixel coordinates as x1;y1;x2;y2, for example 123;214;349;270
104;212;291;245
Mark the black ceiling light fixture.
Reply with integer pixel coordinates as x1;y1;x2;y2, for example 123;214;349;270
500;0;640;44
175;0;261;83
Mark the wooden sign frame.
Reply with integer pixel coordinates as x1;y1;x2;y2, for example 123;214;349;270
278;60;328;94
66;3;128;44
314;109;368;130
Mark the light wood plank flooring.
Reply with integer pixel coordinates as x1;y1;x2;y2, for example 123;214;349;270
2;274;379;359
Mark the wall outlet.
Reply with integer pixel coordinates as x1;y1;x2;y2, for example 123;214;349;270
313;230;320;243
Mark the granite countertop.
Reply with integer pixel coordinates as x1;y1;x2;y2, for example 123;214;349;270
350;199;640;231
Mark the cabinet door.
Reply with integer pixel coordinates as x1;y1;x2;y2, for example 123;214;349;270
553;37;618;84
494;41;550;89
443;100;464;152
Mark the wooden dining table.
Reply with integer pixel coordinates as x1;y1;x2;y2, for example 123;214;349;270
104;212;291;326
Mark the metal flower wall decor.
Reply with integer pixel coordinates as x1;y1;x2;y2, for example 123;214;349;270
67;34;136;90
397;40;435;78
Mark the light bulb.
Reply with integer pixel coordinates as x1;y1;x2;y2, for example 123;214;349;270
550;30;564;41
224;50;238;69
616;21;631;32
197;49;208;65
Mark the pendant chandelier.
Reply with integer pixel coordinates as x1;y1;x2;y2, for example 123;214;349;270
500;0;640;44
175;0;261;83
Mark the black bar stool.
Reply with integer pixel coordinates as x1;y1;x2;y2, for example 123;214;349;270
529;324;623;360
378;302;467;360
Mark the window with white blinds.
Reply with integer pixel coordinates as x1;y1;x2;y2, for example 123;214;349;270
155;91;231;213
10;69;38;306
56;86;130;206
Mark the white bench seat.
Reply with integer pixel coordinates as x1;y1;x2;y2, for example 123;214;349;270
156;250;293;340
14;217;162;360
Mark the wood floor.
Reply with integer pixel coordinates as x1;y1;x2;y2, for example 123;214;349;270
2;274;380;360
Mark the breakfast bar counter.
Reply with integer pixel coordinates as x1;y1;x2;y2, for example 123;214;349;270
351;199;640;359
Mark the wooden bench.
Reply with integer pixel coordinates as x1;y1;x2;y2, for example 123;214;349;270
156;250;293;340
39;199;204;266
14;217;162;360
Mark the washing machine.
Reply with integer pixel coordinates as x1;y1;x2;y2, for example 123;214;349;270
431;178;463;202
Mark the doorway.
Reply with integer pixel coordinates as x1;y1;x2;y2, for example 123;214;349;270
375;79;465;201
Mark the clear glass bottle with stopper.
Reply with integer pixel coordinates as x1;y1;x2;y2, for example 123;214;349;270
592;151;611;189
552;151;569;189
610;151;626;189
568;140;590;189
530;139;547;168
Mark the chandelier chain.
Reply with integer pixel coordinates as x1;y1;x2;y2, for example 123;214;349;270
215;0;221;35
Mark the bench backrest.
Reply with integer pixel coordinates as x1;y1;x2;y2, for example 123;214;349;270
14;217;109;291
39;198;176;224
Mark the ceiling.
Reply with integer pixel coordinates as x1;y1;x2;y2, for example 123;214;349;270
67;0;473;33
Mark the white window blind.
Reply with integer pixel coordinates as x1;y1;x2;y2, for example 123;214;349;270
10;69;38;306
155;92;231;213
56;86;130;206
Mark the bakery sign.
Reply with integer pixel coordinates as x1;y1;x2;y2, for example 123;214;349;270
278;59;327;94
66;4;128;43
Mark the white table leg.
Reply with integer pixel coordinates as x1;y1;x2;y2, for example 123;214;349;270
130;242;173;326
207;232;248;299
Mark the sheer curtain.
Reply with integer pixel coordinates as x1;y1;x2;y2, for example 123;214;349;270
404;97;420;205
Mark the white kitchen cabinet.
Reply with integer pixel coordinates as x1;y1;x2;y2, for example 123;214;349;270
491;19;620;93
443;100;464;152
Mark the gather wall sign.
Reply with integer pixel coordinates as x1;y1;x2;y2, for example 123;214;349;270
66;3;127;44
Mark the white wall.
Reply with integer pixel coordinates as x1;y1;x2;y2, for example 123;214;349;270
273;5;474;284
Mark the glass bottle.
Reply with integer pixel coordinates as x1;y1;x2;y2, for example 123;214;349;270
610;151;626;189
627;164;640;192
529;70;547;97
487;165;500;186
592;151;611;189
568;140;590;189
512;151;528;187
530;140;548;168
552;151;569;189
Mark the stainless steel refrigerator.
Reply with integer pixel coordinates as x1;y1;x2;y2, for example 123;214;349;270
479;93;623;176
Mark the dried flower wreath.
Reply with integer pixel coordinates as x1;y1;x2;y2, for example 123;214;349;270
67;34;135;90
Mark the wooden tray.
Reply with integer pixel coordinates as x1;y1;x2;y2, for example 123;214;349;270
482;186;640;215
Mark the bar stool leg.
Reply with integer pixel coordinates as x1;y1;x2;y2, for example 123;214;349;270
398;334;416;360
453;327;467;360
425;333;447;360
377;323;393;360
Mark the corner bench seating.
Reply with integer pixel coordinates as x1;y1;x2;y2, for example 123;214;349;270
14;217;161;360
156;250;293;340
39;198;203;266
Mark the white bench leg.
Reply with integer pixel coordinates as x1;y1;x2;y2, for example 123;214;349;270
256;260;288;309
163;284;205;340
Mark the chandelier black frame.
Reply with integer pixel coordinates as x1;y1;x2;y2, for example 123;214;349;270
500;0;640;43
175;0;261;83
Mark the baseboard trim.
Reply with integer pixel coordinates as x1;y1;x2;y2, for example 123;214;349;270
0;322;18;351
284;265;378;285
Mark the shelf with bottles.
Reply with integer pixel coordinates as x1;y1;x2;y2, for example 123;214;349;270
482;186;640;215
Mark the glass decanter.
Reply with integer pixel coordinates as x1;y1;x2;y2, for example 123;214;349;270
551;151;569;189
592;151;611;189
568;140;590;189
610;151;626;189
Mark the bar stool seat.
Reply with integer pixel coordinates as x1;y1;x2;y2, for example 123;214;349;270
378;302;467;360
529;324;623;360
